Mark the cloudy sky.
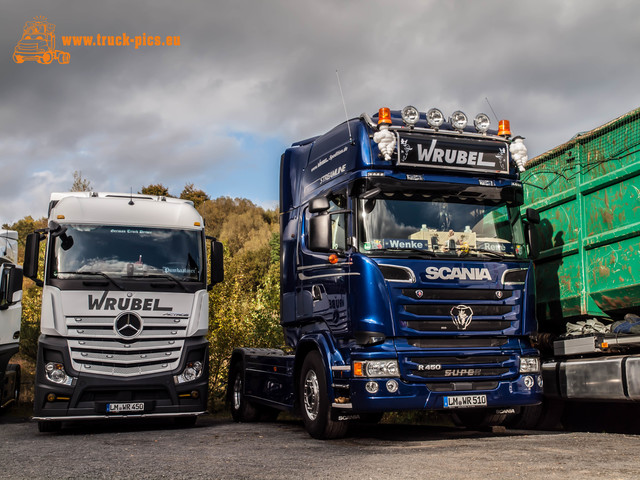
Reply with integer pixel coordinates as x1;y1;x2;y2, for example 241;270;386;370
2;0;640;223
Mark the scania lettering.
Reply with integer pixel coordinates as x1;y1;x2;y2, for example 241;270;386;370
228;106;541;439
23;192;223;432
0;230;23;409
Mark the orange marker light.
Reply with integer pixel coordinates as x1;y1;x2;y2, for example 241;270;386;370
353;362;363;377
378;107;392;125
328;253;339;264
498;119;511;137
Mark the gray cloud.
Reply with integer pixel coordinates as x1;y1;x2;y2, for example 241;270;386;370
2;0;640;222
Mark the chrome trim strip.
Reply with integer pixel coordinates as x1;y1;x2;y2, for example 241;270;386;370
379;264;416;283
502;268;528;285
298;272;360;280
33;411;206;421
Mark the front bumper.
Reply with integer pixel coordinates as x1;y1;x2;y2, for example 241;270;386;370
346;374;542;413
33;335;208;421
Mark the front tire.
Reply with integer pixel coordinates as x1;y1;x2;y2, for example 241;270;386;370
299;351;348;439
229;362;260;422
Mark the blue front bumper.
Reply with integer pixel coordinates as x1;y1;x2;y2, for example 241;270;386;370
347;374;542;412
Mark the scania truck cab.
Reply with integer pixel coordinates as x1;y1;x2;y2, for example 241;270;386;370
0;230;23;409
24;192;223;432
229;106;542;439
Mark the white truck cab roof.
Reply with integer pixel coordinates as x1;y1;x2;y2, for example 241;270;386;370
48;192;203;230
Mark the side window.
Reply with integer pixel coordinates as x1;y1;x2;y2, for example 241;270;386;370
328;193;347;250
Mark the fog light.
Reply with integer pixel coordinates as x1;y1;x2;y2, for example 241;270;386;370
174;361;204;384
523;375;534;389
386;379;399;393
47;393;56;402
365;381;379;394
537;375;543;388
401;106;420;126
191;390;199;399
474;113;491;133
450;111;468;131
44;362;74;386
426;108;445;128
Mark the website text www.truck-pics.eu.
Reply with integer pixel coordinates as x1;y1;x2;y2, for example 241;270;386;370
61;33;180;49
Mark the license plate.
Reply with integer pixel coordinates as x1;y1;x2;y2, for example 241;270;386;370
444;395;487;408
106;402;145;413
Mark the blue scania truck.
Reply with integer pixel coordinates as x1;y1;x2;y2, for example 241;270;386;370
229;106;542;438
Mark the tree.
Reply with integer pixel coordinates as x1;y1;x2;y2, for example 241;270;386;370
180;183;210;209
70;170;92;192
140;184;172;197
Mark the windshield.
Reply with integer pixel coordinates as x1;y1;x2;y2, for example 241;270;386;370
51;225;204;282
358;194;527;259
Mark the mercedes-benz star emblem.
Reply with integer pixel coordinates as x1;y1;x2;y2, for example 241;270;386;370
114;312;143;339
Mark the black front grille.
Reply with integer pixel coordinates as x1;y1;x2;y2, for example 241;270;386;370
404;304;512;316
405;320;511;332
412;367;509;378
426;381;499;392
402;289;512;301
408;337;508;348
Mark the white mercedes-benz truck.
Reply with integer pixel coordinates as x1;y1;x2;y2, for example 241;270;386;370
0;229;23;409
23;192;223;432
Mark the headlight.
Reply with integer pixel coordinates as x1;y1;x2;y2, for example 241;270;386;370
450;111;468;131
353;360;399;378
401;105;420;126
426;108;445;128
474;113;491;133
174;361;204;384
44;362;74;386
519;357;540;373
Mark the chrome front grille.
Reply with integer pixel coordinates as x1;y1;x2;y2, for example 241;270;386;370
66;315;187;377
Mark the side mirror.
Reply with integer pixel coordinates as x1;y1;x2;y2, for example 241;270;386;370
309;196;330;213
208;239;224;289
0;265;23;309
524;208;540;225
309;214;331;252
24;232;43;285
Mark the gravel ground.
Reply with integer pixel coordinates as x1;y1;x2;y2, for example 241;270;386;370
0;410;639;480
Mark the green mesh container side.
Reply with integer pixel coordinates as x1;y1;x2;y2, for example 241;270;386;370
523;107;640;321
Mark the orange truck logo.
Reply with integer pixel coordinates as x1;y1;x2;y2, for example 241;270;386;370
13;16;70;64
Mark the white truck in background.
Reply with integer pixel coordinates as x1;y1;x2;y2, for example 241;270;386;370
23;192;223;432
0;229;23;409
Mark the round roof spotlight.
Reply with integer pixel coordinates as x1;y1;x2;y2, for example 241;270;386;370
474;113;491;134
401;105;420;126
450;110;468;131
426;108;445;129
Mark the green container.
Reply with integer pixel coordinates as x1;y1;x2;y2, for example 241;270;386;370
522;108;640;330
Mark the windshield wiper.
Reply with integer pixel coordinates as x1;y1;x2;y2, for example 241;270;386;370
461;247;511;259
137;273;189;292
56;271;125;290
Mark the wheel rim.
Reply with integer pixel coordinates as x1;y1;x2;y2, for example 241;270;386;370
233;373;242;411
303;369;320;421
